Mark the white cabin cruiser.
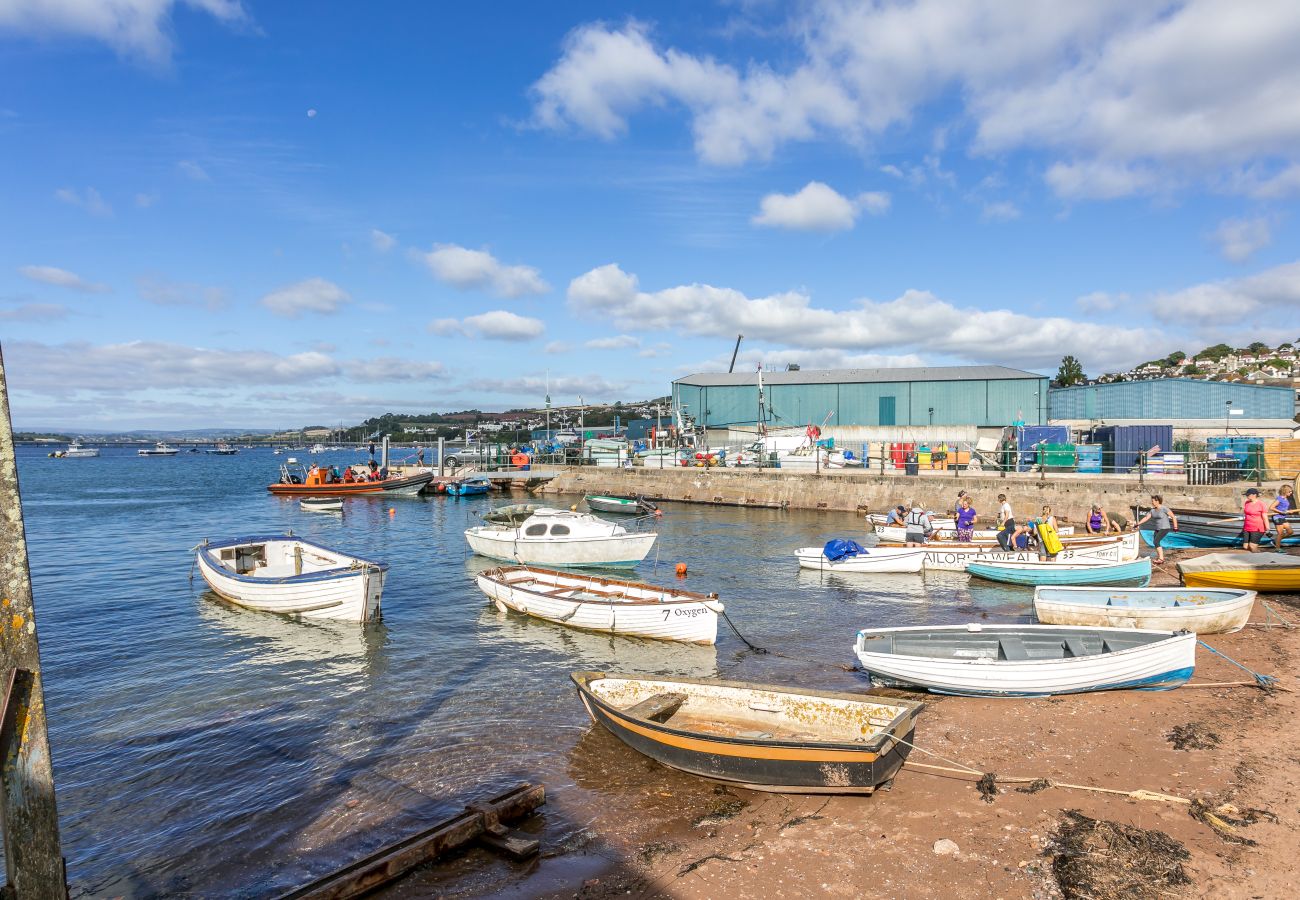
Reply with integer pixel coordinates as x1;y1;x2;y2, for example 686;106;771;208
465;507;657;568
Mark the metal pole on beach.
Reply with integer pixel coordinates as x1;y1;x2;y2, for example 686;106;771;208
438;437;446;478
0;343;69;897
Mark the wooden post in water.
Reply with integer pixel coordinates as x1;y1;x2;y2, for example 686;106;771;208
0;343;68;897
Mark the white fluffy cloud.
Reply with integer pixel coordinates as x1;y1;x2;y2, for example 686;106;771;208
259;278;350;318
752;182;890;232
568;263;1159;370
54;186;111;216
18;265;109;293
1212;217;1274;263
0;0;249;65
428;310;545;341
1151;260;1300;324
417;243;549;297
370;229;396;253
532;3;1300;198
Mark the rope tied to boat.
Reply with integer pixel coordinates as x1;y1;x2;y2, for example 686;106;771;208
1256;601;1298;630
1196;640;1277;690
718;608;767;654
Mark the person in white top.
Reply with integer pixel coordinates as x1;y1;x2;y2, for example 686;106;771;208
997;493;1014;528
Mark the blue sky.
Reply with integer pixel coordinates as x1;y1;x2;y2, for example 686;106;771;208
2;0;1299;429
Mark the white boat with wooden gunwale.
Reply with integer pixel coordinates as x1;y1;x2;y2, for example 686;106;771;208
465;508;657;568
867;513;956;530
873;524;1074;543
571;672;924;793
1033;587;1256;634
853;623;1196;697
475;566;721;644
795;545;925;573
877;533;1138;572
195;534;385;622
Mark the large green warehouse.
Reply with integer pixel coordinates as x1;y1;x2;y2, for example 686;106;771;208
672;366;1049;430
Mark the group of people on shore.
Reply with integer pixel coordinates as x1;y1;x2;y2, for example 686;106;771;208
882;483;1296;561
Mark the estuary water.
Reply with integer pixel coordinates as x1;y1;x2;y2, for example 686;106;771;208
14;446;1029;896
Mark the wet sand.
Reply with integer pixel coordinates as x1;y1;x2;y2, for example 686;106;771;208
384;551;1300;900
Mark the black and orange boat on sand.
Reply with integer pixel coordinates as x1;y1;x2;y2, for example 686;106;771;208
570;671;922;794
267;459;433;497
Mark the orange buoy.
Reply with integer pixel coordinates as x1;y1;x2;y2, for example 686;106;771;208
653;509;663;517
675;562;688;577
389;508;396;517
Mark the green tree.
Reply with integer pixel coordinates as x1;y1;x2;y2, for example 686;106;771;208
1184;364;1203;375
1055;355;1086;386
1197;343;1233;360
1247;341;1269;354
1165;350;1186;366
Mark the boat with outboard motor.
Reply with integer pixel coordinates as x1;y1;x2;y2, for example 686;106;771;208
267;458;432;497
194;534;386;622
465;507;657;567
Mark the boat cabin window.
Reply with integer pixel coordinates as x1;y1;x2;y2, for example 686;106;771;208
550;525;571;536
524;524;547;537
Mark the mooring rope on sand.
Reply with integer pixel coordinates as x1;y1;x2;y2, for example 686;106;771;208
1197;640;1278;690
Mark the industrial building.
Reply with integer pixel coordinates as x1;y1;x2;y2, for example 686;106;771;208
1048;379;1298;439
672;366;1049;444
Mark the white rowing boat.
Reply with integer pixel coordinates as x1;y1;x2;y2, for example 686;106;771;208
883;533;1138;572
794;546;925;573
195;534;385;622
872;524;1075;543
1033;586;1256;634
475;566;721;644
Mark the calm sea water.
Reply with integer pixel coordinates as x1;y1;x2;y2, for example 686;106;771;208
14;446;1029;897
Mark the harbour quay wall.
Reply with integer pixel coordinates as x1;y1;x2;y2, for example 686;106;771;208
540;466;1258;521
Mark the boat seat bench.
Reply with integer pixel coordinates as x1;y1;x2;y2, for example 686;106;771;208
1062;637;1093;657
623;692;688;723
998;636;1030;660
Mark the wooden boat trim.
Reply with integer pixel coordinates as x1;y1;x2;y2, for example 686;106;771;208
198;535;387;586
480;567;717;608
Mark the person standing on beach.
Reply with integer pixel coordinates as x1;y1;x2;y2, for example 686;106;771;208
955;496;978;542
1270;484;1294;540
1242;488;1268;551
1132;494;1178;563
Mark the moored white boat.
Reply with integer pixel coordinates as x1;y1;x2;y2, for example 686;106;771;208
867;513;956;530
60;439;99;458
853;624;1196;696
475;566;722;643
300;497;344;512
873;524;1074;543
138;442;179;456
966;557;1152;586
1033;586;1256;634
795;546;925;573
887;533;1138;572
465;508;657;568
195;534;386;622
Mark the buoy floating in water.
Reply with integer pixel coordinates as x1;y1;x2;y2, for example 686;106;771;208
389;508;396;517
675;562;688;577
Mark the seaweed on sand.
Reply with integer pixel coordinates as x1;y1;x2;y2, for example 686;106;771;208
1048;810;1191;900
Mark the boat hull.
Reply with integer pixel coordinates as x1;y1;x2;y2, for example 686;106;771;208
854;625;1195;697
465;529;657;567
1181;570;1300;591
1033;587;1255;634
196;536;385;622
967;558;1152;586
476;568;719;643
586;496;644;514
909;533;1138;572
795;547;925;573
267;472;433;496
572;672;922;793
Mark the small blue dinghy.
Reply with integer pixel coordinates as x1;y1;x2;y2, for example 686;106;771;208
967;557;1151;587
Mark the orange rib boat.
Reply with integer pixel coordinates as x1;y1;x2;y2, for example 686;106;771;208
267;460;433;497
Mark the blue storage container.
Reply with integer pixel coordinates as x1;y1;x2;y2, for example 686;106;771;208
1016;425;1070;470
1089;425;1173;473
1076;443;1102;473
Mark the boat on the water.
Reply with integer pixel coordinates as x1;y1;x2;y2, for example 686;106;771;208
880;533;1138;572
586;494;658;515
874;524;1074;543
795;542;925;573
482;503;544;525
138;442;179;456
1134;505;1300;548
853;623;1196;696
571;671;924;793
476;566;722;643
53;439;99;458
194;534;386;622
299;497;343;513
967;557;1152;586
447;477;491;496
867;512;956;531
1177;552;1300;592
267;459;432;497
465;508;657;568
1033;586;1255;634
204;443;239;455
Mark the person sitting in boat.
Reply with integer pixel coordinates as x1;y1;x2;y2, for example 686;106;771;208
904;503;932;546
884;505;906;526
955;496;977;542
343;466;355;483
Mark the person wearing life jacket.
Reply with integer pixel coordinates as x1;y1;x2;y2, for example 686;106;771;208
343;467;355;483
904;502;932;546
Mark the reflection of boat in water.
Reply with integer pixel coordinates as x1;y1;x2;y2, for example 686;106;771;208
195;595;387;679
476;605;718;679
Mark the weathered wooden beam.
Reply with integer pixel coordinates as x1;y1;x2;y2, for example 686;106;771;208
276;783;545;900
0;343;68;898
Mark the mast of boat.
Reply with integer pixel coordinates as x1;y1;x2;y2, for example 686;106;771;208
545;370;551;444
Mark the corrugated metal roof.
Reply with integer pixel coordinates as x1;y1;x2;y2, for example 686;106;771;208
1051;417;1298;430
674;365;1044;387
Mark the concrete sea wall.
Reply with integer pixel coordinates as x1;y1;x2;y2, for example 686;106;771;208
541;466;1264;522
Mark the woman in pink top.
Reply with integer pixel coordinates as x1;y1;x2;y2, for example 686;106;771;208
1242;488;1268;551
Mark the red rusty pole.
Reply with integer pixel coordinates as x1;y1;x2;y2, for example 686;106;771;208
0;342;68;897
